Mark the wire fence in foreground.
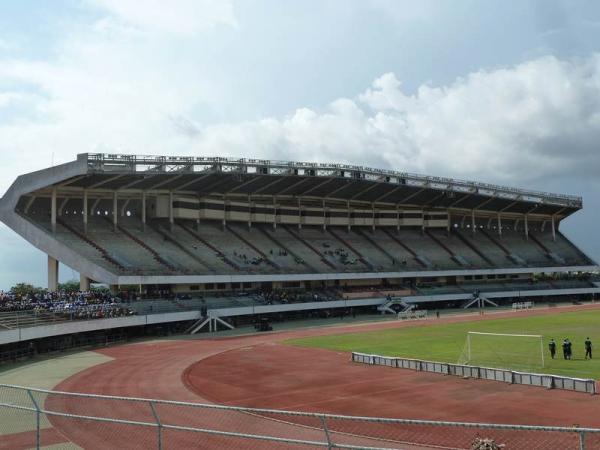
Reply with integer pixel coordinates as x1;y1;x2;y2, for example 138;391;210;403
0;383;599;450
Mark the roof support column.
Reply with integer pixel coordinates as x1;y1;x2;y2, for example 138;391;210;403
322;199;326;231
497;214;502;237
169;191;174;232
273;196;277;230
551;215;556;242
397;207;401;232
112;191;118;231
197;193;202;232
297;198;302;230
80;274;90;291
51;188;57;233
83;189;88;234
524;214;529;240
446;212;450;237
471;210;476;235
347;201;351;232
222;196;227;230
248;195;252;230
372;203;375;231
141;191;146;231
48;255;58;291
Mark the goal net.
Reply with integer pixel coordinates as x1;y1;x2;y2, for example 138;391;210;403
457;332;545;371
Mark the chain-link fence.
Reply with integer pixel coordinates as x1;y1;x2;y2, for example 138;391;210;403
0;383;598;449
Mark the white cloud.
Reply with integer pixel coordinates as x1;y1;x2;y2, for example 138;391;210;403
85;0;236;34
189;55;600;185
1;11;600;196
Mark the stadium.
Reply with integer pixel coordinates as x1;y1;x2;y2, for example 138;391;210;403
1;152;600;449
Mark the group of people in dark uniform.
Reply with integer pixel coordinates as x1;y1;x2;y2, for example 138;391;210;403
548;338;592;360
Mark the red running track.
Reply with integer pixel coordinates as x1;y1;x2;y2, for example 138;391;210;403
35;305;600;449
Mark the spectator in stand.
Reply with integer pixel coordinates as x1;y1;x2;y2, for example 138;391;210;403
0;289;134;320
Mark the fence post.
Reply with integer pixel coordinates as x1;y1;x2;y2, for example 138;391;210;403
149;401;162;450
26;389;40;450
579;430;586;450
320;415;333;450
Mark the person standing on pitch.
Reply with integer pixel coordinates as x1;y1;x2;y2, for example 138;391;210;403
548;339;556;359
585;338;593;360
562;339;569;360
566;338;573;360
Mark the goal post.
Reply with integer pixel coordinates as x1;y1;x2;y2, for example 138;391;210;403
462;331;545;369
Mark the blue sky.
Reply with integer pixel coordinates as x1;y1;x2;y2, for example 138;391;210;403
1;0;600;289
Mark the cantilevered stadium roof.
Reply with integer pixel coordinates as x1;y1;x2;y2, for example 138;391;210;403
15;153;582;216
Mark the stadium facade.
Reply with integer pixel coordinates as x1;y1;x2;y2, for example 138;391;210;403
0;153;597;302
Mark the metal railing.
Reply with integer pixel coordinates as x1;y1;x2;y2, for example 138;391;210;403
83;153;582;207
1;383;599;449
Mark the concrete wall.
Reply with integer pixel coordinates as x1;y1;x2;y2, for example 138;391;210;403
0;311;201;345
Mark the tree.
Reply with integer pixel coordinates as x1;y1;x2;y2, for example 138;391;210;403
10;283;44;296
58;280;81;292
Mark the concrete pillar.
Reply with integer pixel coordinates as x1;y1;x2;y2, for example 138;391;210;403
83;190;88;233
446;212;451;236
471;210;476;235
169;191;174;231
48;255;59;291
551;216;556;242
141;191;146;231
347;201;351;232
524;214;529;240
372;203;376;231
80;274;91;291
51;188;57;232
272;196;277;230
497;214;502;236
113;191;118;230
109;284;118;295
197;193;202;231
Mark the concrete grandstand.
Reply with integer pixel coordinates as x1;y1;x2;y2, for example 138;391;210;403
0;153;599;338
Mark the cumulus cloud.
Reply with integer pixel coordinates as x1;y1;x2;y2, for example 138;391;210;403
2;34;600;198
189;55;600;185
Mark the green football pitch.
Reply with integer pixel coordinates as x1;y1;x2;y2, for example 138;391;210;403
288;309;600;379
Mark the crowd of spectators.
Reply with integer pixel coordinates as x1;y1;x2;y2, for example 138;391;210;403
232;250;268;266
257;289;337;305
0;290;134;320
322;244;359;266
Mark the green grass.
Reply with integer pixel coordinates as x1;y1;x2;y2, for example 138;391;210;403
288;310;600;379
